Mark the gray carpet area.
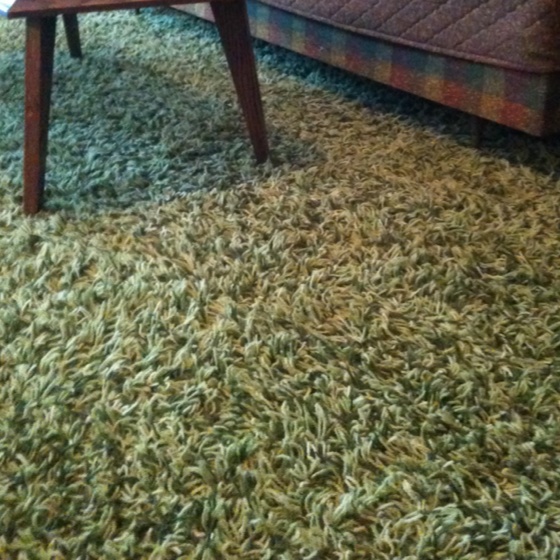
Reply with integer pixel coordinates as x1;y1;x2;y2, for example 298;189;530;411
1;8;560;559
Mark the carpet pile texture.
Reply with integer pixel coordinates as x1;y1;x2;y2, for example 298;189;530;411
1;8;560;559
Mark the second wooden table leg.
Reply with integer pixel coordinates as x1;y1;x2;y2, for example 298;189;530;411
63;14;83;59
211;0;269;163
24;16;56;215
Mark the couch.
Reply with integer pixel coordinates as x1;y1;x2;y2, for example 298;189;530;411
179;0;560;138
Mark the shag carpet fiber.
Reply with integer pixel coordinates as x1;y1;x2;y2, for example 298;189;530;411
1;8;560;560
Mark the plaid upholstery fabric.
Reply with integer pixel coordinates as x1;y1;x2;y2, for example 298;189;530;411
258;0;560;74
180;2;560;136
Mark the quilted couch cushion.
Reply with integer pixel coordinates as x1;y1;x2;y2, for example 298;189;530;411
258;0;560;72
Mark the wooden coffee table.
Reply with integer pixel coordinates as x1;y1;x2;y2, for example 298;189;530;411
4;0;269;214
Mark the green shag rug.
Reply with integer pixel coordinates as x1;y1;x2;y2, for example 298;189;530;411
1;8;560;559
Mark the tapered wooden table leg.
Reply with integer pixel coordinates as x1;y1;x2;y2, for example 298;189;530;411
470;115;486;148
210;0;269;163
63;14;82;58
24;16;56;215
